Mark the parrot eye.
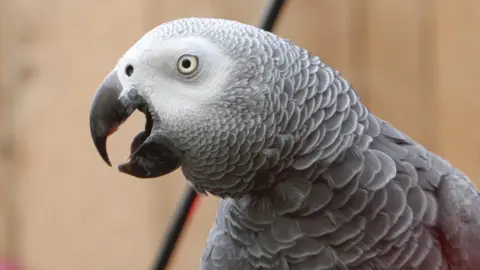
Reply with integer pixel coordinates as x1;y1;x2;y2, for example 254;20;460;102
177;55;198;75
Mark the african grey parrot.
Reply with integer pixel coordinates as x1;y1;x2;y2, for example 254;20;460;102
88;18;480;270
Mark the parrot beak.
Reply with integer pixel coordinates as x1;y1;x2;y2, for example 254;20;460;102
89;71;182;178
89;71;134;166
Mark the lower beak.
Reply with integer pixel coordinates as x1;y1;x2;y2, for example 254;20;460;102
89;71;182;178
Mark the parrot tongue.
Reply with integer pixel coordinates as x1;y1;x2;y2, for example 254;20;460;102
117;105;183;178
129;104;152;154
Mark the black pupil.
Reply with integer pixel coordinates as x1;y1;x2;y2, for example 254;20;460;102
125;65;134;76
181;59;191;69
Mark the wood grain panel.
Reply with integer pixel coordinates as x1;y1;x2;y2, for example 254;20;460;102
0;0;22;263
435;0;480;184
8;0;165;269
364;0;436;149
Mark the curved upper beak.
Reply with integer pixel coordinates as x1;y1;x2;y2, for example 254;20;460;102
89;71;135;166
89;71;183;178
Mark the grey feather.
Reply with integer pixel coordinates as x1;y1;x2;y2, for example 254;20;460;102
113;18;480;269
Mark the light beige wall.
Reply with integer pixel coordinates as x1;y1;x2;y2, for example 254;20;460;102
1;1;480;269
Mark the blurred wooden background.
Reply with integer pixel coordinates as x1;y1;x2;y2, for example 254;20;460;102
0;0;479;269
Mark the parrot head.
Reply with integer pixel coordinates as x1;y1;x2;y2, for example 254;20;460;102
89;18;287;197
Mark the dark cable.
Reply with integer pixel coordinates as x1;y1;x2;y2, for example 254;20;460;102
259;0;286;32
152;186;197;270
152;1;288;269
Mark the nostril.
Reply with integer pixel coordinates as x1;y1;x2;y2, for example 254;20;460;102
125;64;134;77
